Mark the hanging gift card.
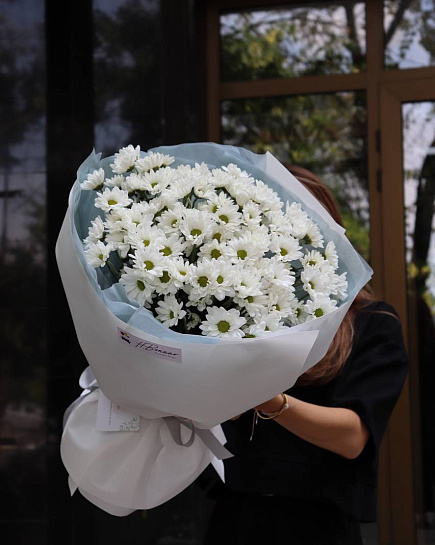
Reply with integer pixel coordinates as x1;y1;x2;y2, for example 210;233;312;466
96;390;140;431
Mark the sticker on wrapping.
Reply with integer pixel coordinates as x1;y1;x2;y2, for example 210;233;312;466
118;328;182;362
96;390;140;432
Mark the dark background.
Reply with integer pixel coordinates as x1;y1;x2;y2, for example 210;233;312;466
1;1;216;543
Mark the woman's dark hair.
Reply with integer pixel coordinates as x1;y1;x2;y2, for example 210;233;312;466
285;164;375;386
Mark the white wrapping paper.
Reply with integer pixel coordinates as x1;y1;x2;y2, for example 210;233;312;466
57;143;372;515
62;389;226;516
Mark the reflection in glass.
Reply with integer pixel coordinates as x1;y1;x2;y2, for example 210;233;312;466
384;0;435;70
220;4;366;82
403;101;435;543
0;0;47;536
221;92;369;261
93;0;162;154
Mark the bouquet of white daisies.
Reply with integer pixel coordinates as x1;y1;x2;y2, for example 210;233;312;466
81;145;348;339
56;142;372;516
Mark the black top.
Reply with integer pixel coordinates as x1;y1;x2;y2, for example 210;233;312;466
221;301;409;522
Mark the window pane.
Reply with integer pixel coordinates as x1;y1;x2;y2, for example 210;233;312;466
402;101;435;541
93;0;197;155
221;92;369;261
0;0;47;541
220;4;366;82
93;0;163;154
384;0;435;70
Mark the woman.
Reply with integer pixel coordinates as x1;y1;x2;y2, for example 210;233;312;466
202;166;409;545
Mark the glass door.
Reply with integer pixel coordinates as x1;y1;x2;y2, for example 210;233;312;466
403;100;435;545
381;82;435;545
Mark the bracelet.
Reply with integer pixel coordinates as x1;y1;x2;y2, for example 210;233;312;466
249;394;290;441
256;393;290;420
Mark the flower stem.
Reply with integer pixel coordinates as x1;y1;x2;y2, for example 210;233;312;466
106;259;121;281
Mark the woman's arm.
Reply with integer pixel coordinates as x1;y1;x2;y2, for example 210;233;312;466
255;395;370;460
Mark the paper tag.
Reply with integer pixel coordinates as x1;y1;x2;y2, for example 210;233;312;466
118;327;182;362
96;390;140;432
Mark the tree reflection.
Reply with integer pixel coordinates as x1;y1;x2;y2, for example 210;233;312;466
0;0;47;519
220;4;366;81
385;0;435;69
94;0;162;154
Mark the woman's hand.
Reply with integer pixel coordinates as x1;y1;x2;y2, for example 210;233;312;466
255;394;370;460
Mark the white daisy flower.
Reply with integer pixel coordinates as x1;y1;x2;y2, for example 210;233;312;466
233;264;263;299
200;191;235;213
301;249;326;268
323;241;339;270
149;194;179;217
198;239;229;261
104;174;125;188
156;204;185;234
155;295;186;327
213;203;242;230
135;152;175;173
94;187;132;213
105;207;142;235
199;307;246;338
284;202;310;225
246;309;285;336
270;233;303;262
188;259;218;300
223;163;246;178
179;209;213;246
211;167;233;189
165;176;195;200
159;234;186;258
264;210;292;235
235;292;269;318
192;176;215;200
329;272;348;300
84;240;112;268
119;267;155;307
210;260;237;301
131;247;169;279
241;201;263;227
227;178;255;207
105;230;131;259
299;220;324;248
142;167;178;194
304;296;337;320
267;286;298;320
123;172;149;192
291;300;309;325
127;202;155;227
171;256;192;281
301;266;330;297
127;223;166;251
256;256;295;290
80;168;105;191
84;216;105;245
207;225;233;244
252;180;283;212
154;265;180;296
110;144;141;174
226;232;269;263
